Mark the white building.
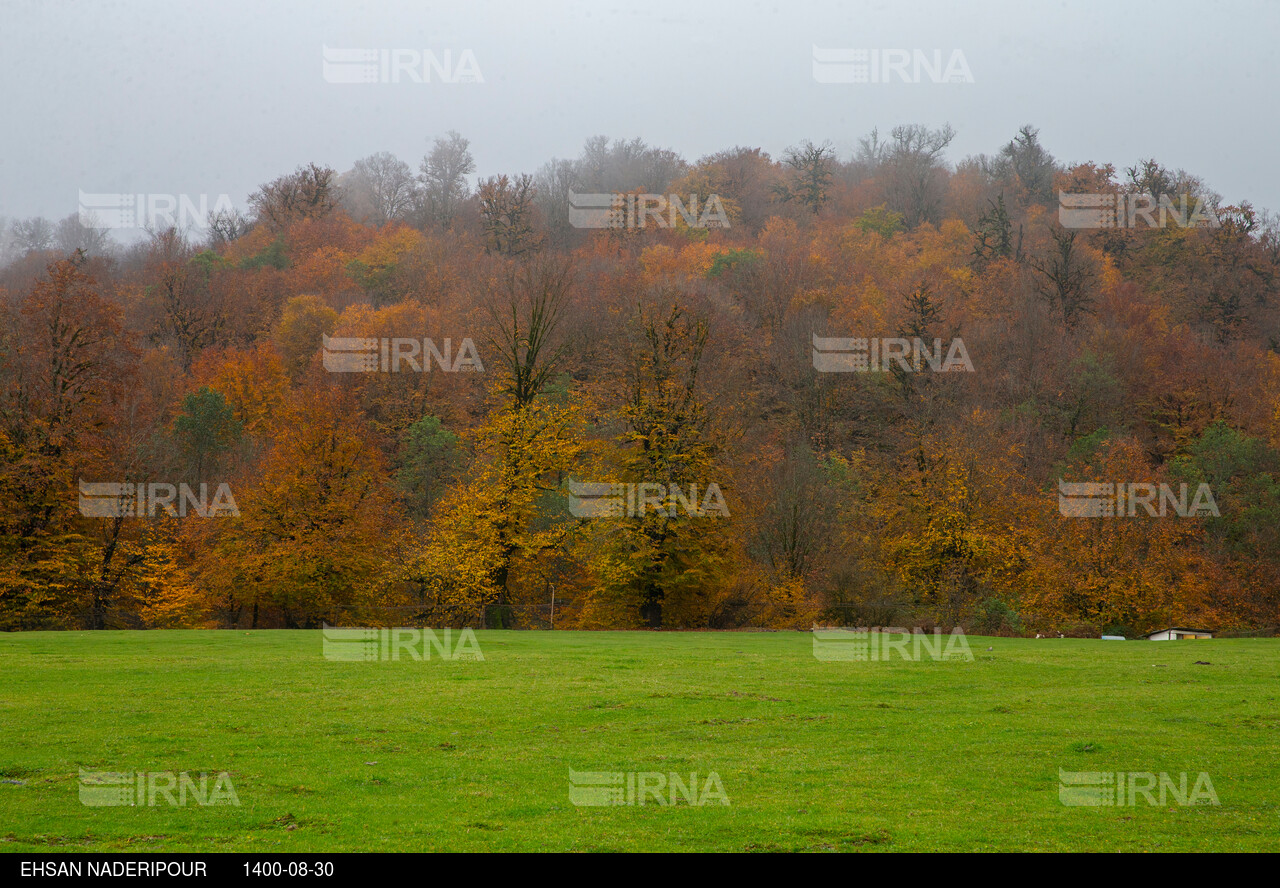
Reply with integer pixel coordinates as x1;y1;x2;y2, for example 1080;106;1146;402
1146;627;1214;641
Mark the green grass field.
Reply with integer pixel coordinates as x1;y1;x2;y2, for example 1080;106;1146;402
1;630;1277;852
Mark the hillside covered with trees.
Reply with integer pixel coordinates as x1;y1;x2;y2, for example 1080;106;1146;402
3;124;1279;636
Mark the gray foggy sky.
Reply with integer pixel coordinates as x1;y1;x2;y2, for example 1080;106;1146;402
2;0;1276;222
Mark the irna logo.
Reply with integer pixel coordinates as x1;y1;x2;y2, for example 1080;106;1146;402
812;46;974;84
1057;192;1219;229
1057;480;1219;518
78;481;239;518
567;192;730;229
321;625;484;662
78;770;239;807
812;627;974;662
321;46;483;84
812;335;973;373
567;481;730;518
321;336;483;373
569;770;730;807
78;191;235;231
1058;769;1218;807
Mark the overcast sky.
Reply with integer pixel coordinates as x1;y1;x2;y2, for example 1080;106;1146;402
2;0;1276;223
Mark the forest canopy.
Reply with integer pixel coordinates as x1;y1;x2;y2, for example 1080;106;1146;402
3;125;1278;637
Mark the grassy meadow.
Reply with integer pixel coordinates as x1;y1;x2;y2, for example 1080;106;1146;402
0;630;1277;852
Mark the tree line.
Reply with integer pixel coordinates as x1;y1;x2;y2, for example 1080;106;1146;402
2;124;1278;636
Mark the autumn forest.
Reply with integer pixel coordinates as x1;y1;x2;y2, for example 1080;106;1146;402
3;124;1279;637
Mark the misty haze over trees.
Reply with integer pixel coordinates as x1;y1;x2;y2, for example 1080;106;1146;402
3;123;1279;636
